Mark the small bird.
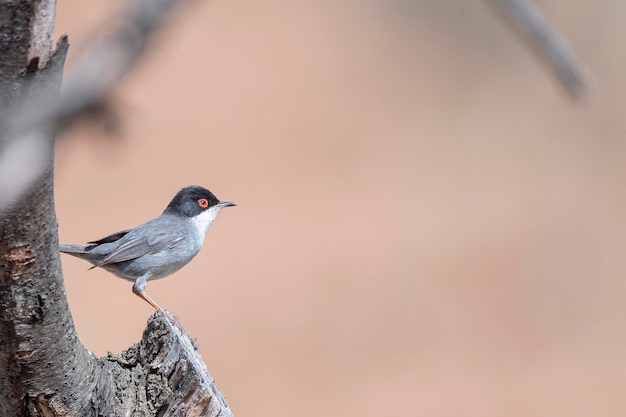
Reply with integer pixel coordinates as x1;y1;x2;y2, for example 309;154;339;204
60;185;236;309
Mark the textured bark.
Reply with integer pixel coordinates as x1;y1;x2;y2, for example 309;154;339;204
0;2;93;413
103;311;234;417
17;311;235;417
0;1;234;416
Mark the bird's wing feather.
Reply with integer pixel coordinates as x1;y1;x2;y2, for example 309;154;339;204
88;230;131;245
90;230;185;268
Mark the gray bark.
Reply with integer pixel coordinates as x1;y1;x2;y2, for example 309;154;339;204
0;1;234;416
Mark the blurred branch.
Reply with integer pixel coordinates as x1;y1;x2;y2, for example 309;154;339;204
2;0;193;209
56;0;192;129
488;0;589;98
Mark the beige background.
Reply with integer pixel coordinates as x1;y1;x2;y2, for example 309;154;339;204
54;1;626;416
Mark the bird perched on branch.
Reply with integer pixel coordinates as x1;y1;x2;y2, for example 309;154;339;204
60;185;236;309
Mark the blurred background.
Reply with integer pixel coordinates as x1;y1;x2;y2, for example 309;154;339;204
54;1;626;416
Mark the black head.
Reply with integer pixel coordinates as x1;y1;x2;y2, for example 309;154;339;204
163;185;222;218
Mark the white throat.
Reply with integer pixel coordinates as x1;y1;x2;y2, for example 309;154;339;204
191;206;222;238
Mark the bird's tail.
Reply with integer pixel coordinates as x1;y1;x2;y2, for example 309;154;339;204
59;244;105;270
59;244;91;255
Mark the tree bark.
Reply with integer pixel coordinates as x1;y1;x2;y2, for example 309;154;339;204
0;1;234;416
0;2;87;413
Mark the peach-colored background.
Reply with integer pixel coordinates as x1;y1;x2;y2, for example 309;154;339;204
54;1;626;416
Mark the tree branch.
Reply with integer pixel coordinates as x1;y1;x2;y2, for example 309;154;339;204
0;33;90;414
488;0;589;98
106;311;234;416
59;0;193;129
1;0;196;209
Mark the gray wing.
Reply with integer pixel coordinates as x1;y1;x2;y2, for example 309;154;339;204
90;227;185;269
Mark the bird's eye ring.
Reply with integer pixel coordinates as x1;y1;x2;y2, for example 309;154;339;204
198;198;209;208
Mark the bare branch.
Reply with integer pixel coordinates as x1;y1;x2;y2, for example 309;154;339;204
1;0;194;209
488;0;589;98
111;310;236;417
59;0;192;128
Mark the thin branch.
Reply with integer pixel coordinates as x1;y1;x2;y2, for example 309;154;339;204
58;0;193;128
488;0;589;98
1;0;195;209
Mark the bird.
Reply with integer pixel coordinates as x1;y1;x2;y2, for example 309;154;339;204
59;185;236;309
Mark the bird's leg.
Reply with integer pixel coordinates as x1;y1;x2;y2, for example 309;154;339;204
132;275;161;310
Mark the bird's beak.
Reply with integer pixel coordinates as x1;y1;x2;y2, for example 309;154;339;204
217;201;237;208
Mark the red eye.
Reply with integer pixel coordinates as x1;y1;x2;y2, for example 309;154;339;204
198;198;209;208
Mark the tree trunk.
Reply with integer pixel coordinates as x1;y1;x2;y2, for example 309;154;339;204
0;1;233;416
